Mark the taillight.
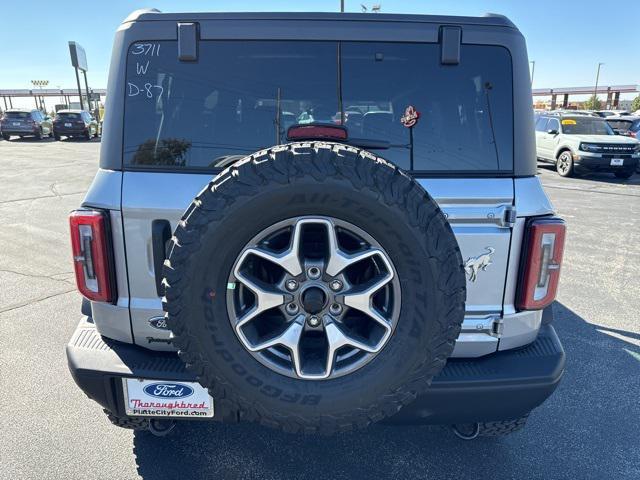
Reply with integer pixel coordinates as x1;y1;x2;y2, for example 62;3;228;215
69;209;115;303
516;217;566;310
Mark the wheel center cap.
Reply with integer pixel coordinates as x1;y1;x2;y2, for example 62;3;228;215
301;287;326;314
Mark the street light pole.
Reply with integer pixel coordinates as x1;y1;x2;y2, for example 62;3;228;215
529;60;535;85
593;62;604;107
340;0;344;12
31;80;49;112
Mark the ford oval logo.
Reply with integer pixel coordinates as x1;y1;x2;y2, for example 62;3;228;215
143;383;194;399
148;316;169;330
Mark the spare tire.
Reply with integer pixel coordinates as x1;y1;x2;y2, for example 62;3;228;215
163;142;465;434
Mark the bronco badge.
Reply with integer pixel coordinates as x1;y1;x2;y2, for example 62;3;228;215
464;247;495;282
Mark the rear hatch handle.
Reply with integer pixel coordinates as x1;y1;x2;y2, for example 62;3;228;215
151;220;172;296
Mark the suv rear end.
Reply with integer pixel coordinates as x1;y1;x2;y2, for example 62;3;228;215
53;110;98;140
66;10;566;437
1;109;53;140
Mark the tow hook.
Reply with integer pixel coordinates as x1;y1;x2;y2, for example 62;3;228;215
148;418;176;437
451;423;480;440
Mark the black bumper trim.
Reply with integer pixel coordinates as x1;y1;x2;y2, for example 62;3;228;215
67;315;565;425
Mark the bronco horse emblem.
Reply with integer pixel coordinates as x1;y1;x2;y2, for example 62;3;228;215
464;247;495;282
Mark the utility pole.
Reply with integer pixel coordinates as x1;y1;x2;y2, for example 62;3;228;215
529;60;535;85
31;80;49;112
82;69;92;113
340;0;344;12
74;67;84;110
593;62;604;107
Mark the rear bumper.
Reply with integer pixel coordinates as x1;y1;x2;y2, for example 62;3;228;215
2;127;38;135
53;127;87;135
67;313;565;425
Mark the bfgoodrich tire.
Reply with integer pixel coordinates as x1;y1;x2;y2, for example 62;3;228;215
163;142;466;434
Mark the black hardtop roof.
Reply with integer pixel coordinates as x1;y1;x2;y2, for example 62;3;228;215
123;9;517;29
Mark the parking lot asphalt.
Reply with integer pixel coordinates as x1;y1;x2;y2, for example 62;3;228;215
1;138;639;479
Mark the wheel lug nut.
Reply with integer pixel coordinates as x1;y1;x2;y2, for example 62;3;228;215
286;303;299;315
330;280;343;291
307;267;321;280
307;315;321;327
286;279;298;291
329;303;342;315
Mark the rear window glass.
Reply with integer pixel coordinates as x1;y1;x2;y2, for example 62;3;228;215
56;113;82;120
6;112;30;119
606;120;632;131
123;41;513;173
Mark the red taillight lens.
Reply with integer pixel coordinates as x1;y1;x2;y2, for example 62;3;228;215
69;209;115;303
516;217;566;310
287;124;348;141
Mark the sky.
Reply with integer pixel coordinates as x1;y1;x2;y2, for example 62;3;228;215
1;0;638;107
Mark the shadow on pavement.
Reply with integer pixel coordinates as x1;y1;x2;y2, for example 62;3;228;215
537;163;639;185
3;136;101;143
132;302;640;480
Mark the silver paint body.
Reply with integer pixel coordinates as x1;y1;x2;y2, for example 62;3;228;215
82;169;554;357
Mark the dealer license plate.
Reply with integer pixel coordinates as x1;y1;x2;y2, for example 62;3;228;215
64;122;72;127
610;158;624;166
122;379;214;417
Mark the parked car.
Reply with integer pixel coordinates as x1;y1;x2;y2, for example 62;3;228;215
549;109;597;117
0;109;53;140
606;115;640;138
535;113;640;178
606;116;640;173
594;110;631;118
53;109;99;140
67;9;567;440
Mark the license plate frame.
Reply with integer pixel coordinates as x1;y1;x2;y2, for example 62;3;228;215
122;378;214;418
610;158;624;166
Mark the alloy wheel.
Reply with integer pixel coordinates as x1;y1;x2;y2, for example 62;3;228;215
227;216;401;380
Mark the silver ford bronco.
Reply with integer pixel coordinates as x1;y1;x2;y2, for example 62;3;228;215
66;10;567;439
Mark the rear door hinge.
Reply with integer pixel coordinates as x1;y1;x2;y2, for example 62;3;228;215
492;318;505;336
501;206;517;228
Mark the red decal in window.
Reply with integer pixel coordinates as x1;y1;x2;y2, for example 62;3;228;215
400;106;420;128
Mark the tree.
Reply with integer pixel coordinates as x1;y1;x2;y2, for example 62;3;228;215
583;95;602;111
631;95;640;113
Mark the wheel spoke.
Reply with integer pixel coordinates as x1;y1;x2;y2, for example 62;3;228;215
240;220;304;276
234;271;286;328
341;273;394;331
325;222;390;277
243;246;302;277
321;319;381;378
245;315;305;374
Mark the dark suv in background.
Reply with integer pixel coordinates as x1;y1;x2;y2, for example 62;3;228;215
53;109;99;140
1;109;53;140
606;116;640;139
